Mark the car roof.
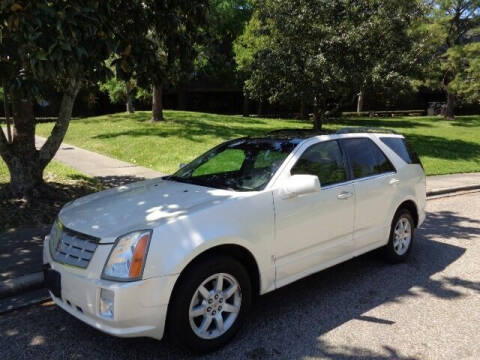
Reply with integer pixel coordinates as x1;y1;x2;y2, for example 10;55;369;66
246;127;400;143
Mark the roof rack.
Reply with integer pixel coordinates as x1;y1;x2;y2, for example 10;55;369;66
335;127;398;135
263;127;399;139
266;129;333;136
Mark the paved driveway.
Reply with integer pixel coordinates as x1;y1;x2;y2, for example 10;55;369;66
1;192;479;359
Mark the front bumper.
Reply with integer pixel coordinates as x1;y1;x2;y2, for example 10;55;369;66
43;236;178;340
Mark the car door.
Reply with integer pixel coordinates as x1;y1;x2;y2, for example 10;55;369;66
341;137;398;250
272;140;355;287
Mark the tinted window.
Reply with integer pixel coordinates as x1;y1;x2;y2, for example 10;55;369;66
342;138;395;179
291;141;347;186
253;149;288;169
380;137;412;163
405;140;422;165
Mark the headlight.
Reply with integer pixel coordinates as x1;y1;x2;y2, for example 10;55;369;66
49;219;63;258
102;230;152;281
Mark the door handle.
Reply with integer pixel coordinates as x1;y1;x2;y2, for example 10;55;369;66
389;178;400;185
337;191;353;200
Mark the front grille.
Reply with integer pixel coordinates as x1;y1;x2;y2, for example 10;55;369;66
50;222;100;269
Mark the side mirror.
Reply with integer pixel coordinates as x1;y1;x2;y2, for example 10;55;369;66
179;162;186;169
279;174;321;199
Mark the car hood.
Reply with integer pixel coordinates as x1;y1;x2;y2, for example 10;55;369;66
58;178;235;241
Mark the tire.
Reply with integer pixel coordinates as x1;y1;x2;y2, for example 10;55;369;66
167;255;252;353
384;208;415;263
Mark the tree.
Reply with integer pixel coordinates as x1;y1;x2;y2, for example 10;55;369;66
242;0;342;129
196;0;253;87
148;1;208;122
240;0;424;129
421;0;480;119
100;75;137;114
0;0;206;197
346;0;427;114
233;11;270;117
446;42;480;104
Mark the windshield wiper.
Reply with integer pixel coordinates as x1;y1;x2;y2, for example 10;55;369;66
164;175;194;184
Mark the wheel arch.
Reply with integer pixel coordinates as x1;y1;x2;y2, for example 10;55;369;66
169;243;262;300
396;199;419;227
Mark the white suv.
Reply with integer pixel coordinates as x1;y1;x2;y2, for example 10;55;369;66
43;128;426;352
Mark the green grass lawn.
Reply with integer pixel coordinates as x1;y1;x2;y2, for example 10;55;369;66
35;110;480;176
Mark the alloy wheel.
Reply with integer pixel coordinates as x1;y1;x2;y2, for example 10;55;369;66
393;217;412;256
188;273;242;340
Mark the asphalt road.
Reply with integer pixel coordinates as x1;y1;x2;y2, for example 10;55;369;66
1;192;479;360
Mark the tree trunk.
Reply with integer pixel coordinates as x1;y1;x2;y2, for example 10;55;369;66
0;79;81;198
357;89;364;114
313;96;325;130
242;96;250;117
313;108;323;130
299;99;307;120
4;152;45;197
151;84;164;121
2;82;13;143
125;81;134;114
258;102;264;116
1;92;44;197
445;91;456;120
39;79;81;164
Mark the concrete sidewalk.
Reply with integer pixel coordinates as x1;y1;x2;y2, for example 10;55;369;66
35;136;163;180
426;172;480;196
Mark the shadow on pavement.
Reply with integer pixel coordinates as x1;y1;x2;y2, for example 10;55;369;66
0;208;477;359
0;228;48;280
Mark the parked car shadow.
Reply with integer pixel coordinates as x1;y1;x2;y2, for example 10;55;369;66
0;208;476;359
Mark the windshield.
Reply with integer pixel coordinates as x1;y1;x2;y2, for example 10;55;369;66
167;138;296;191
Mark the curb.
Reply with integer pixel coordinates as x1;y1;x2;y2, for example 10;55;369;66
426;184;480;198
0;272;44;299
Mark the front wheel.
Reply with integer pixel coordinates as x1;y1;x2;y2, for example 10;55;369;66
167;255;252;353
384;208;415;263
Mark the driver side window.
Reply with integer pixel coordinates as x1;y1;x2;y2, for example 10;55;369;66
291;140;347;186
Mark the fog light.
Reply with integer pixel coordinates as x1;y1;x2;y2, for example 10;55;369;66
99;289;114;319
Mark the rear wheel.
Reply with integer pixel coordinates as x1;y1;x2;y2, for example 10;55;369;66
167;256;252;353
384;208;414;263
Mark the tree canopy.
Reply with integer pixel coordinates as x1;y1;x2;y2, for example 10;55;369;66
0;0;208;197
236;0;425;129
447;42;480;104
420;0;480;118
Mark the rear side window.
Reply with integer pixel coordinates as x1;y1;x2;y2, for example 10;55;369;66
291;140;347;186
342;138;395;179
380;137;421;165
